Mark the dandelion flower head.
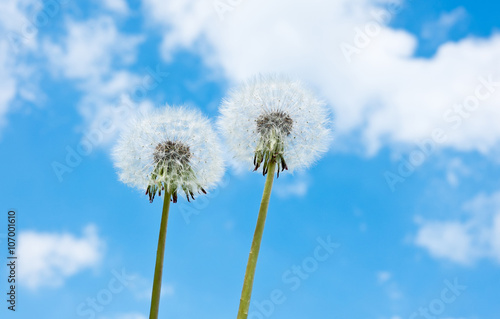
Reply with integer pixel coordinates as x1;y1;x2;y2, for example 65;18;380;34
113;106;225;203
218;75;331;176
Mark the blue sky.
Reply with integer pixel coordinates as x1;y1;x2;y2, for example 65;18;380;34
1;0;500;318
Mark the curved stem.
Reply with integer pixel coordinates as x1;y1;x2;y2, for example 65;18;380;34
149;194;171;319
237;161;276;319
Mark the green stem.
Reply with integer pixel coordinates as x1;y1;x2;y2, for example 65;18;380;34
149;193;171;319
237;161;276;319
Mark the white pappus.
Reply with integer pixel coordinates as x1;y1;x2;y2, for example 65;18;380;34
218;74;332;176
112;106;225;203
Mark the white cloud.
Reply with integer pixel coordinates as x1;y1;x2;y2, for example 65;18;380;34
161;283;175;297
415;221;476;264
415;191;500;265
421;7;468;44
44;16;143;80
445;158;470;187
0;42;17;129
274;172;310;198
0;0;42;134
101;0;130;15
18;225;104;290
0;0;40;51
43;16;156;147
376;270;402;301
0;11;146;144
142;0;500;156
377;271;392;284
124;272;175;300
77;72;155;146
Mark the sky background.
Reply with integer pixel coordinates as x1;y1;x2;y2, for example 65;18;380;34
1;0;500;318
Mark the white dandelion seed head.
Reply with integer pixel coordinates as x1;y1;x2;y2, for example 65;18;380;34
218;74;332;175
112;106;225;203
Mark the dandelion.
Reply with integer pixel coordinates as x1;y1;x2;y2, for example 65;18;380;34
218;74;331;177
218;75;331;319
113;106;224;319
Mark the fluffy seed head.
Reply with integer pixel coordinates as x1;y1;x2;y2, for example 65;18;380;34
112;106;225;203
256;111;294;137
218;74;331;176
153;141;191;166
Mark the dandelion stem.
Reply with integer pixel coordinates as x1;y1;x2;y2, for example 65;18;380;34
149;192;171;319
237;160;276;319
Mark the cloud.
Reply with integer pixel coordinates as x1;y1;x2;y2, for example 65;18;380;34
161;283;175;297
414;191;500;265
101;0;130;15
43;16;156;147
142;0;500;156
377;271;392;284
77;72;156;147
421;7;468;44
1;6;150;148
0;42;17;129
0;0;40;49
445;158;470;187
0;0;43;135
18;225;104;290
415;220;476;264
44;16;143;80
274;173;310;198
126;272;175;300
376;270;403;301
